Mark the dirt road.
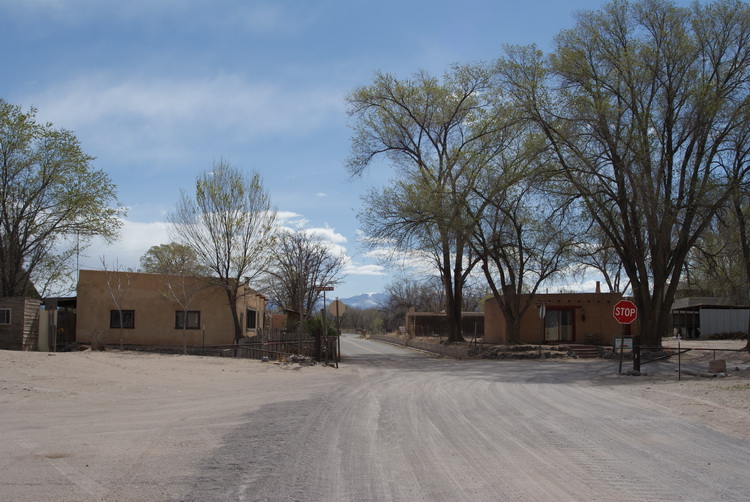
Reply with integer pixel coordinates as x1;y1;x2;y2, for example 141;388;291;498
2;336;749;501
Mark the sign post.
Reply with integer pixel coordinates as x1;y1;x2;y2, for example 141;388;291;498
613;300;639;372
538;302;547;360
315;286;334;364
329;299;346;368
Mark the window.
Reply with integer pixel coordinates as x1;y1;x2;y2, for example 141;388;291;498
0;308;10;325
246;308;257;330
175;310;200;329
110;310;135;329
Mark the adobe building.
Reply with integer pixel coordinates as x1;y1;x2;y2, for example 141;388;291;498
484;283;637;346
76;269;266;347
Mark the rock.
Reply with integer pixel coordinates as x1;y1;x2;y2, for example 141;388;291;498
708;359;727;373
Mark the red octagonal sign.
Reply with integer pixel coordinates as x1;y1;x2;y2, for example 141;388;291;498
613;300;637;324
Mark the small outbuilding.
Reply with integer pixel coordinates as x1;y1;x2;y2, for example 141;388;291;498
0;297;42;351
671;297;749;339
404;308;484;338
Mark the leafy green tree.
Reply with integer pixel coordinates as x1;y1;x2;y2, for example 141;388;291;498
169;160;276;343
0;99;123;297
501;0;750;348
140;242;207;276
346;65;509;343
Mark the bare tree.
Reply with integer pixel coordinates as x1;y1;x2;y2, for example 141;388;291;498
160;274;207;355
382;277;445;329
101;258;132;350
261;229;345;329
169;160;276;343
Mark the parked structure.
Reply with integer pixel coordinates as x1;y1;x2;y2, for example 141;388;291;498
484;285;635;346
404;308;484;339
671;297;749;339
76;270;266;347
0;297;42;350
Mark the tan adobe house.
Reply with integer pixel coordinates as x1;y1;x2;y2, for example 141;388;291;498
76;269;266;347
484;284;637;346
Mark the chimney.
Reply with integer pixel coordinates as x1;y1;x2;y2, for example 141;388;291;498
595;281;601;294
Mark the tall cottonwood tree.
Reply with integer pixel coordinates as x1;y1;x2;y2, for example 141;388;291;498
0;100;123;297
346;65;510;343
501;0;750;348
170;160;276;343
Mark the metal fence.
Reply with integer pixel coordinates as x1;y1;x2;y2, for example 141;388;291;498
192;333;339;364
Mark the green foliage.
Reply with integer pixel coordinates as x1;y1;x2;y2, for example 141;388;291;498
0;99;124;297
346;64;513;342
500;0;750;346
303;316;337;337
140;242;207;276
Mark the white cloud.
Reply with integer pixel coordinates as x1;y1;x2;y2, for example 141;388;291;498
343;262;386;276
276;212;309;229
24;73;344;169
307;226;347;245
77;219;170;272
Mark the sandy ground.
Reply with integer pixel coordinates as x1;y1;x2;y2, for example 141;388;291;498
0;349;350;501
608;339;750;441
1;339;748;500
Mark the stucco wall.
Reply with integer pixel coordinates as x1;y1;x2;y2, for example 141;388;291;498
484;292;636;346
76;270;265;347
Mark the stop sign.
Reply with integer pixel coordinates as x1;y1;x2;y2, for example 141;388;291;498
613;300;637;324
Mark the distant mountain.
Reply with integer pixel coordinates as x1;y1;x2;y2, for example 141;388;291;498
339;293;386;310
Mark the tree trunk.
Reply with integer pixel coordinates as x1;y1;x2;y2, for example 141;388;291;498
225;289;243;344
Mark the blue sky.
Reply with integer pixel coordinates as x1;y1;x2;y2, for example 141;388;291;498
1;0;688;298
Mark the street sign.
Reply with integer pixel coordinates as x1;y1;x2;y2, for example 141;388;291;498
315;286;334;292
329;299;346;317
613;300;637;324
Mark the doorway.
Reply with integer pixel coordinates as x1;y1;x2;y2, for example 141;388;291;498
544;308;575;342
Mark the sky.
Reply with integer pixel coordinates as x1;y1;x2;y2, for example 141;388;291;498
1;0;690;299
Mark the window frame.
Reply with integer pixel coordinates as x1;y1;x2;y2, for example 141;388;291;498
110;310;135;329
246;308;257;330
0;308;10;325
175;310;201;330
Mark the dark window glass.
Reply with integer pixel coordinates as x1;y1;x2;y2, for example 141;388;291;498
176;311;200;329
110;310;135;329
246;308;256;330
